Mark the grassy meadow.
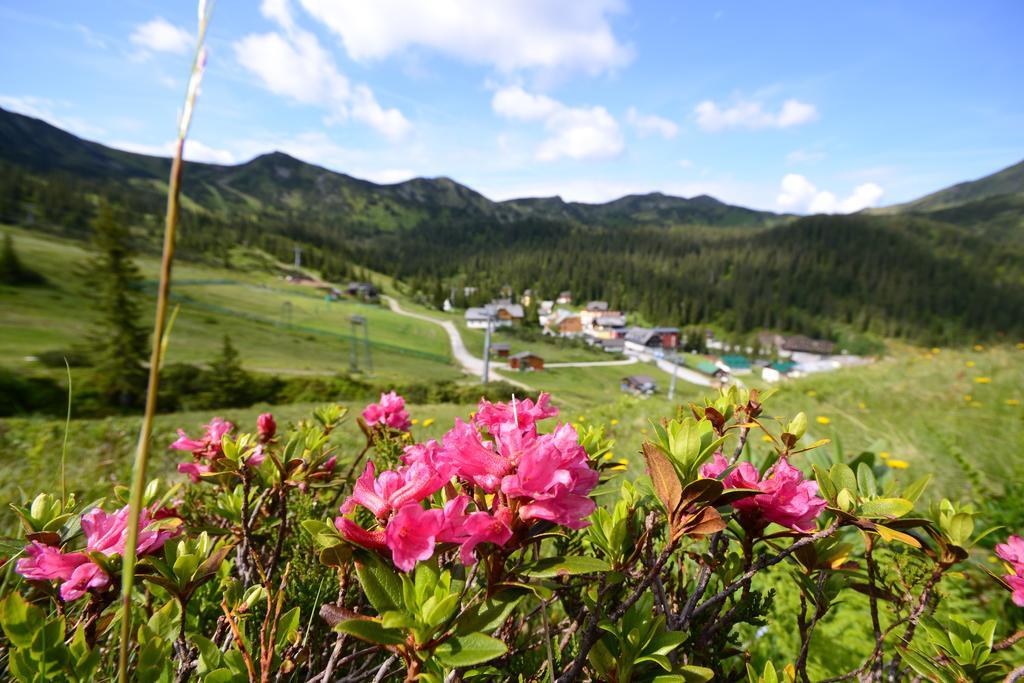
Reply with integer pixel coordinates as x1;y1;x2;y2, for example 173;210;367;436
2;226;1022;519
0;226;458;383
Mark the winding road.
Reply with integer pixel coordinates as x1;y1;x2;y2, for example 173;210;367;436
383;296;532;389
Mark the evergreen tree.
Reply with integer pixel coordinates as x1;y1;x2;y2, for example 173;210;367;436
86;203;149;408
0;233;44;285
203;335;254;408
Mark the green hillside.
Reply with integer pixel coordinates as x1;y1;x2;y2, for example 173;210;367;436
884;158;1024;213
2;106;1023;345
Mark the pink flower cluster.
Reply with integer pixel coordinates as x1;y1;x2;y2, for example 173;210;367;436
337;393;599;571
701;453;826;533
362;391;412;432
172;417;234;482
16;506;178;601
173;415;292;482
996;534;1024;606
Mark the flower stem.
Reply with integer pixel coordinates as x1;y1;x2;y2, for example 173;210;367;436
116;6;212;679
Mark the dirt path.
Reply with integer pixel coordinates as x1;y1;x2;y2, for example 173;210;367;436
383;296;532;390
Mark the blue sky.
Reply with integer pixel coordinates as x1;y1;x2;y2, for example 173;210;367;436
1;1;1022;211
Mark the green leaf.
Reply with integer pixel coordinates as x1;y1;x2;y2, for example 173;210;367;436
433;632;507;667
275;607;301;652
422;593;460;630
787;412;807;441
455;591;525;635
829;463;857;496
147;598;182;642
642;442;682;515
902;475;931;503
519;555;611;578
0;592;43;648
334;618;406;645
192;634;222;675
355;551;404;613
859;498;913;519
856;463;877;498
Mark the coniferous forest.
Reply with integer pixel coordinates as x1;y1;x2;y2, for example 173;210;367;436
1;106;1022;346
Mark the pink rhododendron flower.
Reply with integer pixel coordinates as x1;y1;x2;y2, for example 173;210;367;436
1006;573;1024;607
996;535;1024;572
322;455;337;473
246;445;266;468
60;562;110;602
699;452;730;479
16;505;179;601
362;391;412;432
501;423;598;529
384;504;443;572
703;455;825;533
335;517;388;552
171;417;233;457
16;542;89;582
439;419;515;492
456;507;514;565
340;461;447;520
257;413;276;442
178;461;212;483
475;393;558;436
402;440;455;480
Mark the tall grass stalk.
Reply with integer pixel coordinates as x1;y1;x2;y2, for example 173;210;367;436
60;358;72;507
117;3;213;680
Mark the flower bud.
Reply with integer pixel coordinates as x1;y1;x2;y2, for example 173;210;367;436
257;413;276;442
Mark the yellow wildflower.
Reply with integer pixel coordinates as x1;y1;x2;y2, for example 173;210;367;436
816;416;831;425
1007;399;1021;407
806;390;817;397
578;415;586;423
858;402;866;410
974;377;992;384
886;459;910;469
966;360;976;367
421;418;434;427
879;451;890;460
931;347;941;354
411;418;420;425
1017;342;1024;350
964;394;972;402
974;344;984;351
610;419;619;426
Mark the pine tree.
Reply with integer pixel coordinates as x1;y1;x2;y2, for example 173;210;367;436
86;203;149;408
203;335;254;408
0;232;44;285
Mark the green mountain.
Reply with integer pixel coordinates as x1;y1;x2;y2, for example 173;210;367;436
1;105;1022;345
0;106;781;229
884;159;1024;213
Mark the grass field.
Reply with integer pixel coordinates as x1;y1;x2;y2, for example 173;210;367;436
0;226;459;384
3;226;1023;509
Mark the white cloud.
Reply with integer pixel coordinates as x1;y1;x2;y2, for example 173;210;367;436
296;0;631;76
0;95;105;138
776;174;884;214
695;97;818;131
492;85;623;162
786;148;826;165
678;159;693;168
234;0;411;140
626;107;678;139
492;87;562;121
130;18;193;55
110;139;236;165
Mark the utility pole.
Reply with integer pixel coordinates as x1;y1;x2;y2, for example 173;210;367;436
668;352;679;400
482;314;493;384
294;246;302;269
363;318;373;374
350;314;367;372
